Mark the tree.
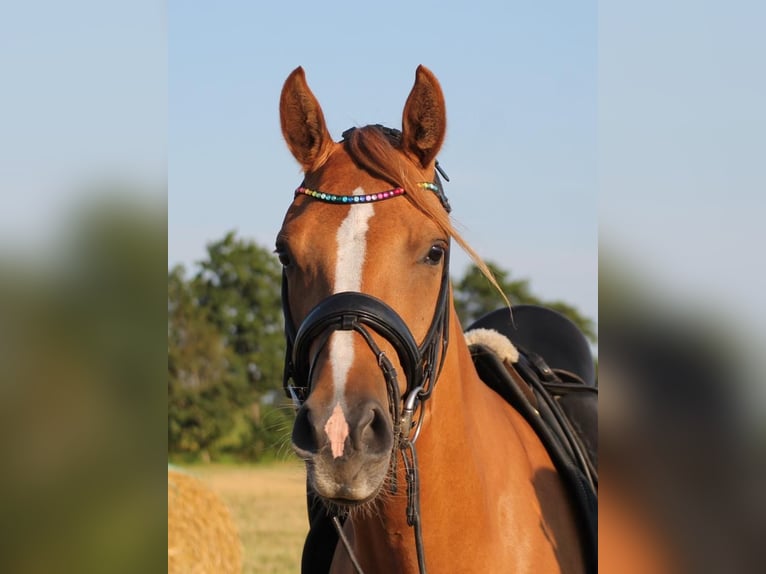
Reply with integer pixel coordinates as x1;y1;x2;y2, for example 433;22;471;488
453;262;597;343
192;232;285;393
168;264;250;459
168;265;230;392
167;233;288;462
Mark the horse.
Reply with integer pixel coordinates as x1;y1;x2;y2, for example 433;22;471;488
277;65;588;573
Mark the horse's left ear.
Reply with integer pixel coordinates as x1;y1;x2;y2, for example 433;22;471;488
401;65;447;168
280;67;334;172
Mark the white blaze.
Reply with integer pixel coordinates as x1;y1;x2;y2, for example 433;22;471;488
324;402;350;459
329;187;374;400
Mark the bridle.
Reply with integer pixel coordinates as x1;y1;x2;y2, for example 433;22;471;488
281;128;451;574
281;252;449;574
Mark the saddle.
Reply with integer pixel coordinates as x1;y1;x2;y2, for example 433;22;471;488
466;304;597;574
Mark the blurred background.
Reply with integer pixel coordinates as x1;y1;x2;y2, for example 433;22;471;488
2;1;167;573
1;0;763;573
599;1;766;572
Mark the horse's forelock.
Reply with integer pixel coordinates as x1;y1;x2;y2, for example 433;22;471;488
344;126;509;309
345;125;451;237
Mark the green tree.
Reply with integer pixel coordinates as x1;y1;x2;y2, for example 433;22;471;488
168;265;250;459
167;232;289;462
192;232;285;393
453;262;597;342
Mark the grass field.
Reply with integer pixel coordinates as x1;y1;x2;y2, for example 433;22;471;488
187;461;308;574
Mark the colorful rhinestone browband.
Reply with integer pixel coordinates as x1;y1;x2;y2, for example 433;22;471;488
295;182;441;205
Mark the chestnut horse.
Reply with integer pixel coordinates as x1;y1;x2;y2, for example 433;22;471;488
278;66;586;573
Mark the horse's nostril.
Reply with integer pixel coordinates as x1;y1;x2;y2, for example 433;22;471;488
357;405;393;455
368;408;388;437
358;408;375;432
293;401;393;459
292;407;319;455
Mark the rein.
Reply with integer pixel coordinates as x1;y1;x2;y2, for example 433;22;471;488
282;141;451;573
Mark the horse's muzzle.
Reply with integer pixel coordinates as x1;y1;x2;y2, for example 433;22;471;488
292;397;394;503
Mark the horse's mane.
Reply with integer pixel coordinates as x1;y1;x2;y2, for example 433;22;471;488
344;125;509;308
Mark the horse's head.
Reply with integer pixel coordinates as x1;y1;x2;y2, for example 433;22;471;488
278;66;451;507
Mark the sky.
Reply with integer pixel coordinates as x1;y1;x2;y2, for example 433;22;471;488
0;1;166;249
167;0;598;323
599;0;765;338
5;1;764;337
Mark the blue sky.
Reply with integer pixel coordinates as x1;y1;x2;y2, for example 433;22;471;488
168;0;598;322
5;1;764;336
599;0;765;337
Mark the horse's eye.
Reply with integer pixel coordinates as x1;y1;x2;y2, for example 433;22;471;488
275;248;292;267
424;244;445;266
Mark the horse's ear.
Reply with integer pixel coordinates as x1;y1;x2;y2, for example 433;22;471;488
280;67;333;172
401;65;447;168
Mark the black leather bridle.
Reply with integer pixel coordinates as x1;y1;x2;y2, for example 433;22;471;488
281;130;451;573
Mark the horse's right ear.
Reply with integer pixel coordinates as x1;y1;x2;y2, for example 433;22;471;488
279;67;333;172
401;65;447;169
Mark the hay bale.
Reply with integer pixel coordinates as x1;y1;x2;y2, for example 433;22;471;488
168;469;243;574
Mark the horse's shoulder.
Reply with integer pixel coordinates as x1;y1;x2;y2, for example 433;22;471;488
465;306;598;574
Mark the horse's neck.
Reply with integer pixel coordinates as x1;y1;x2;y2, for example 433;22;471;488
342;312;521;570
341;309;585;573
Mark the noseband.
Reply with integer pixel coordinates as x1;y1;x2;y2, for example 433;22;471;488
281;130;450;573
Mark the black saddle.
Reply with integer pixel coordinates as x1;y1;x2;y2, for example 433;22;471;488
467;305;598;574
469;304;596;386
